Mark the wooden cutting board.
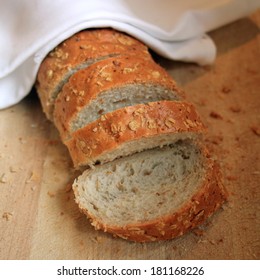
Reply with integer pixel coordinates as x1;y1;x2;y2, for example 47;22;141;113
0;11;259;260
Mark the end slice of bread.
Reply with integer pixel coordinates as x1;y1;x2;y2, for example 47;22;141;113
73;140;227;242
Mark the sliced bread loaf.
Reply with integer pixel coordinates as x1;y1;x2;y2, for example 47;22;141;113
65;100;205;168
35;28;227;243
36;28;150;120
54;55;183;140
73;140;227;242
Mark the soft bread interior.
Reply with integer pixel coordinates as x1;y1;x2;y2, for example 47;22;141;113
85;132;199;167
73;140;205;226
71;84;180;132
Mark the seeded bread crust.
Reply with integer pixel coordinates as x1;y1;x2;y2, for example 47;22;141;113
36;28;150;120
35;28;227;243
54;55;184;140
73;148;227;242
65;100;205;168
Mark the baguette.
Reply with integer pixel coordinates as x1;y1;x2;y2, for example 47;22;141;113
35;28;227;242
53;55;183;141
36;28;150;120
73;141;227;242
65;100;205;168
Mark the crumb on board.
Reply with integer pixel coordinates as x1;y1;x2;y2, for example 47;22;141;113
0;173;7;183
18;137;27;144
209;111;223;119
64;183;72;193
25;171;39;184
226;175;238;181
250;126;260;136
30;123;38;128
222;86;231;94
229;106;242;113
192;228;205;237
9;166;17;173
47;191;56;198
2;212;13;221
206;135;223;145
91;236;105;244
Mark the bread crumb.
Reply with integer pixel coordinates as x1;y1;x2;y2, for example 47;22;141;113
9;166;17;173
226;175;237;181
26;171;38;184
229;106;241;113
250;126;260;136
0;173;7;183
206;135;223;145
209;239;216;245
47;191;56;198
210;111;223;119
222;86;231;94
19;137;27;144
192;228;205;237
30;123;38;128
196;99;207;106
2;212;13;221
197;239;208;244
91;236;105;243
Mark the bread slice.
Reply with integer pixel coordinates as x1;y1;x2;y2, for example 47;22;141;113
65;100;205;168
36;28;150;120
73;140;227;242
54;56;183;140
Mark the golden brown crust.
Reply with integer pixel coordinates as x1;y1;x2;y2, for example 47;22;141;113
36;28;150;120
76;156;228;242
35;28;227;243
65;100;205;167
53;55;184;140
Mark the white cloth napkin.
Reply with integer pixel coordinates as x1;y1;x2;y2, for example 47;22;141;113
0;0;259;109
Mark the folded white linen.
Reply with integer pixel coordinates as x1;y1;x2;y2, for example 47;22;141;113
0;0;259;109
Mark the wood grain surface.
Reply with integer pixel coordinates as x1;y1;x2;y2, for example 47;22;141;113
0;11;259;260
